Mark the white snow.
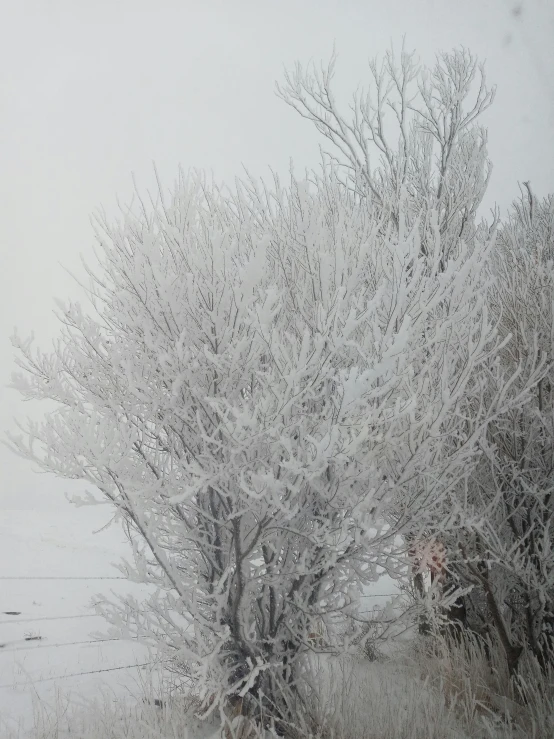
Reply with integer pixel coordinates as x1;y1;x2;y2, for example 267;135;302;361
0;505;152;734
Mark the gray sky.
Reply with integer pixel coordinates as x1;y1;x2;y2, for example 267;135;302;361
1;0;553;510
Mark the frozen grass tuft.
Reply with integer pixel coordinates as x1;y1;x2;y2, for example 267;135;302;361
4;688;214;739
299;653;476;739
404;634;554;739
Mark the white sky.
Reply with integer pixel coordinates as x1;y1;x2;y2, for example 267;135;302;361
1;0;553;510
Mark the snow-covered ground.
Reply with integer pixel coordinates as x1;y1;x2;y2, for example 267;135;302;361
0;504;152;735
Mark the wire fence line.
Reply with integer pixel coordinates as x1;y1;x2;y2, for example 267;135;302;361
0;573;154;692
0;662;154;691
0;574;405;690
0;576;126;580
0;614;102;626
0;637;132;654
1;595;402;630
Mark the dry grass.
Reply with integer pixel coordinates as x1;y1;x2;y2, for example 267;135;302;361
405;634;554;738
5;637;554;739
298;653;476;739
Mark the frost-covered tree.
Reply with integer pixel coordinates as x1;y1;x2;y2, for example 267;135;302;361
278;46;505;636
446;187;554;674
6;162;517;725
278;41;554;674
277;45;496;270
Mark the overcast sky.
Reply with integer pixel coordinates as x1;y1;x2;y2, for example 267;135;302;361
1;0;553;511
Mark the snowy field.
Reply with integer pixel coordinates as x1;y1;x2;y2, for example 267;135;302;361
0;504;153;735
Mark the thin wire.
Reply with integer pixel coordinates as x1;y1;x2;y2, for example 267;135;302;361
0;662;153;690
0;614;100;625
360;593;405;597
0;576;126;580
0;638;127;654
0;596;401;626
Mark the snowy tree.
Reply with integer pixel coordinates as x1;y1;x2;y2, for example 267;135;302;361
277;45;496;271
6;163;516;725
278;45;506;635
277;45;554;669
444;187;554;674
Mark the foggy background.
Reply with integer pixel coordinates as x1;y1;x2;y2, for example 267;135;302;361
1;0;553;511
